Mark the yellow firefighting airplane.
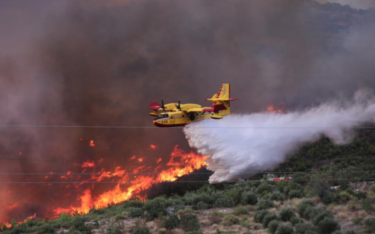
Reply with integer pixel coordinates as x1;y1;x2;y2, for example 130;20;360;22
149;83;237;127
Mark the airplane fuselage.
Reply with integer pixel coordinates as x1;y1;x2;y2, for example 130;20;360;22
153;110;227;127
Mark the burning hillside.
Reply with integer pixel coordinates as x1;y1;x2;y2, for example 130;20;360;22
0;143;208;225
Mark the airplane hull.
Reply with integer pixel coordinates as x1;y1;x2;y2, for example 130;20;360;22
153;111;227;127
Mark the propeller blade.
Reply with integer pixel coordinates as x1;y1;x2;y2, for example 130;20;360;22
161;98;165;111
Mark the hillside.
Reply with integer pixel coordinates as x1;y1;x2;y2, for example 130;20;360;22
2;128;375;233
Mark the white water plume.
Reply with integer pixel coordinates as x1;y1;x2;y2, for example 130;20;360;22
184;92;375;183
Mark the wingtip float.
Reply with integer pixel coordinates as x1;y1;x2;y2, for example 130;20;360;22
149;83;237;127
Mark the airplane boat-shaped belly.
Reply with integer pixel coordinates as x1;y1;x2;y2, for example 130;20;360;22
149;83;237;127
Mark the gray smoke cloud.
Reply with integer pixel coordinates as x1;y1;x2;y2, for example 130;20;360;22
184;91;375;183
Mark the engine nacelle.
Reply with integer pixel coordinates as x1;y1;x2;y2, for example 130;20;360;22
150;110;159;116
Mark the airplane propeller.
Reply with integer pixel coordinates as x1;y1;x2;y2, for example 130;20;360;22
161;98;165;111
176;100;181;110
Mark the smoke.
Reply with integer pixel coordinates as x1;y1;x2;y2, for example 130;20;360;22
184;91;375;183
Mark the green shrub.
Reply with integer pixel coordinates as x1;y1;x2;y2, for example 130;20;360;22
263;213;279;228
257;183;274;195
233;207;248;215
128;207;144;217
311;209;333;226
352;217;362;225
124;199;144;208
222;215;240;226
214;198;235;208
226;189;242;204
279;208;295;222
289;190;303;199
337;191;353;203
134;225;150;234
271;191;285;201
254;210;269;223
295;223;317;234
180;214;200;231
242;191;258;205
241;218;251;228
185;231;203;234
163;214;180;229
268;220;281;234
257;199;274;210
309;180;333;204
316;217;339;234
196;201;208;210
365;218;375;233
107;224;121;234
71;216;90;233
370;184;375;193
275;224;294;234
37;224;55;234
297;200;316;217
209;211;224;224
144;197;168;220
290;216;303;226
115;214;126;221
361;198;373;211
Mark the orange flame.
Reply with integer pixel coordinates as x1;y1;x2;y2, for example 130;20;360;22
150;144;157;149
267;104;283;113
89;140;95;147
81;161;95;168
53;146;208;216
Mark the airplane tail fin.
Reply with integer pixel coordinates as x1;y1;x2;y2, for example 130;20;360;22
205;83;237;119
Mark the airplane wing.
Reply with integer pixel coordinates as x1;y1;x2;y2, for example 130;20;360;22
187;107;213;113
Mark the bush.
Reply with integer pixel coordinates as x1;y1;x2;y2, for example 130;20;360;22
365;218;375;233
361;198;373;211
268;220;281;234
279;208;295;222
241;217;251;228
257;199;274;210
271;191;285;201
37;224;55;234
196;201;208;210
337;191;353;203
316;217;339;234
309;180;333;204
115;214;126;221
290;216;303;226
134;225;150;234
214;198;235;208
257;183;274;195
124;199;144;208
254;210;269;223
128;207;144;217
222;215;240;226
311;209;333;226
71;216;90;233
242;191;258;205
289;190;304;199
180;214;200;231
163;214;180;229
275;224;294;234
295;223;316;234
233;207;248;216
352;217;362;225
209;211;224;224
107;224;121;234
144;197;168;220
297;200;316;217
263;213;279;228
370;184;375;193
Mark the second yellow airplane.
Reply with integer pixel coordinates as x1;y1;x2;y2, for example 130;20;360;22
149;83;237;127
